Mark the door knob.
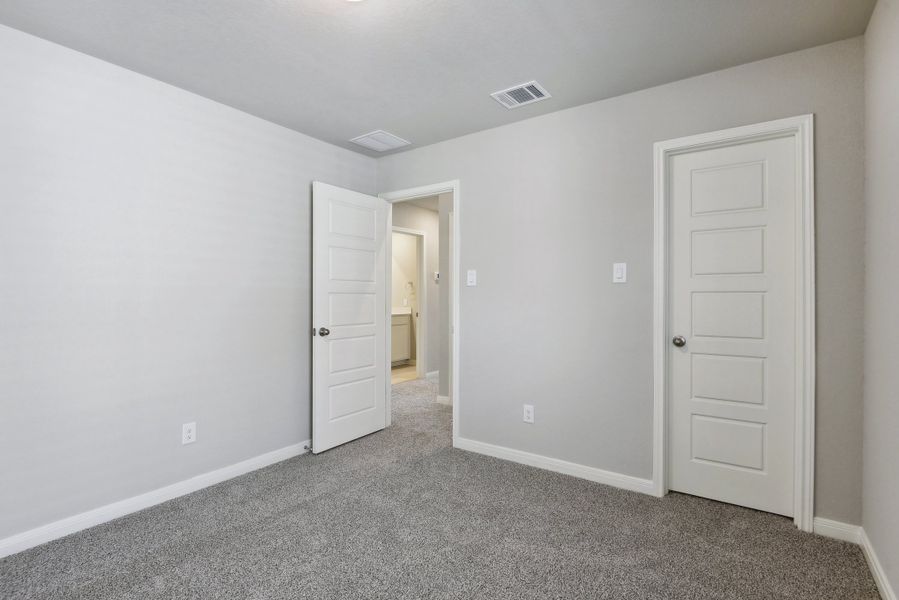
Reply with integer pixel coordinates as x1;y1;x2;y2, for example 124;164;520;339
318;327;330;337
672;335;686;347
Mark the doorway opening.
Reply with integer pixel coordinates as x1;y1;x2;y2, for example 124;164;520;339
310;180;459;454
390;226;426;385
381;182;460;438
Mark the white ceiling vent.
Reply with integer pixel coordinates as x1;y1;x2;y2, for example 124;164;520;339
349;130;411;152
490;81;551;109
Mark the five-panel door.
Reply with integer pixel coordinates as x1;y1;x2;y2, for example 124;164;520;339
668;135;797;516
312;182;389;454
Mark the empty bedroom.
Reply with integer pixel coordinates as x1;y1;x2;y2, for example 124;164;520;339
1;1;897;598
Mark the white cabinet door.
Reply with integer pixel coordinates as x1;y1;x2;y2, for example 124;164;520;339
391;315;411;362
312;182;389;454
669;135;797;517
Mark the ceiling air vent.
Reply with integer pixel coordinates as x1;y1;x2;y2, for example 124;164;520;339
490;81;551;109
349;130;411;152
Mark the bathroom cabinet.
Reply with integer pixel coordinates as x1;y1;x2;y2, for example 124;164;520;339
391;312;412;364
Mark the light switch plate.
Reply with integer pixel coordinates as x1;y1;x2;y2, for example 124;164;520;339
466;269;477;286
613;262;627;283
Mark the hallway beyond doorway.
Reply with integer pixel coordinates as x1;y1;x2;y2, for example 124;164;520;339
391;364;419;385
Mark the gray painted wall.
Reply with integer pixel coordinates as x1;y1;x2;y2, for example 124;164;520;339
0;25;376;539
378;38;866;524
864;0;899;591
391;202;439;373
437;193;454;398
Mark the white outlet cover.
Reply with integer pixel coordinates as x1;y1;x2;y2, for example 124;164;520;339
182;422;197;445
523;404;534;424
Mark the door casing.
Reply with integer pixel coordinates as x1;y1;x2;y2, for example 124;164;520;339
652;115;816;531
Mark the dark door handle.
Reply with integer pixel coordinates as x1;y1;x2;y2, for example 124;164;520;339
672;335;686;347
318;327;330;337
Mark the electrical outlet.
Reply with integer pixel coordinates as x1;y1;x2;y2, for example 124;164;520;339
523;404;534;424
182;422;197;445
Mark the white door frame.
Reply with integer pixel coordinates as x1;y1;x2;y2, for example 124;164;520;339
652;115;815;531
380;181;461;439
391;225;428;380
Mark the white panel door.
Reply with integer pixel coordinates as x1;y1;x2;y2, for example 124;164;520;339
312;182;389;453
669;135;797;516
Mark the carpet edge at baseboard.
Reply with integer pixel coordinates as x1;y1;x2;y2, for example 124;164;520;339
0;440;310;559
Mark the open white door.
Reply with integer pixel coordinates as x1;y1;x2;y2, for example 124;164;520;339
312;182;389;453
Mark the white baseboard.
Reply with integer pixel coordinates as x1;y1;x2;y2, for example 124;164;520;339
436;395;451;405
813;518;896;600
5;441;894;600
0;440;310;559
860;528;897;600
451;439;894;599
426;370;439;380
813;517;862;544
453;436;655;495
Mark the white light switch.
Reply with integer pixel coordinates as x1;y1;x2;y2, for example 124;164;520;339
613;262;627;283
466;269;477;287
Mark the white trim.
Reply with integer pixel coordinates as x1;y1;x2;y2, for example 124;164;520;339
652;115;816;530
812;519;898;600
391;225;428;380
0;441;310;559
454;437;655;495
436;395;451;405
425;370;439;380
860;528;898;600
380;181;461;440
813;517;862;544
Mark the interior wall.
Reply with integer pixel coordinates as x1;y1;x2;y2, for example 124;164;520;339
0;25;377;539
863;0;899;592
391;231;420;361
391;231;419;313
392;202;439;374
437;192;454;397
378;37;865;524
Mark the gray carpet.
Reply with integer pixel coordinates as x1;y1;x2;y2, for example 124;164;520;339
1;378;880;599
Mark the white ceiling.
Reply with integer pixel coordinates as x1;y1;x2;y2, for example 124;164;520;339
406;196;439;212
0;0;875;156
